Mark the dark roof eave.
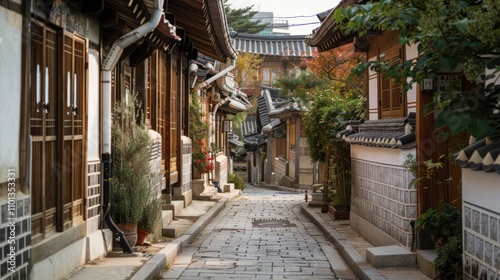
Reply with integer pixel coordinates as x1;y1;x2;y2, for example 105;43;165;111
168;0;237;61
305;0;360;51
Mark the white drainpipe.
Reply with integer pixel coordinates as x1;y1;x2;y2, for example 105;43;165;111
200;59;235;88
101;0;164;253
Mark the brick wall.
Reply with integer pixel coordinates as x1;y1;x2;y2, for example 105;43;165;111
461;168;500;280
351;158;417;247
0;195;31;279
86;162;101;235
463;203;500;279
180;136;192;194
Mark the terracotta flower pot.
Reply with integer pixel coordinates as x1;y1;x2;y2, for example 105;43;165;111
136;228;150;246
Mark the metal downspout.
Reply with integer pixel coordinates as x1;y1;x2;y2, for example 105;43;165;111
101;0;164;253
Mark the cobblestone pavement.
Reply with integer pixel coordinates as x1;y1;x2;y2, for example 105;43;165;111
161;185;356;279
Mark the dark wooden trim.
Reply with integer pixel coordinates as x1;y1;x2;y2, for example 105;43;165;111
0;0;22;13
19;0;32;194
56;28;65;232
416;84;434;216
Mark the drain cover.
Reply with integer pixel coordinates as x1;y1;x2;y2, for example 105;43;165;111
252;219;296;228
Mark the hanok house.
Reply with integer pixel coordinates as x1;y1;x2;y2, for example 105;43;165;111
306;0;464;271
188;54;251;197
232;33;316;187
0;0;236;279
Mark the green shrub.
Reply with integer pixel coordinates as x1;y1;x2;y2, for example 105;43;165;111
228;173;244;190
434;235;463;280
415;203;461;247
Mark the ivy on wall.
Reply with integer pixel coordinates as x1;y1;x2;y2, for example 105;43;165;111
189;90;214;174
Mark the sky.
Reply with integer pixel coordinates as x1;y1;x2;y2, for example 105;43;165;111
227;0;340;35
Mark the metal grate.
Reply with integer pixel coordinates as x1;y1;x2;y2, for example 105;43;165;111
252;218;296;228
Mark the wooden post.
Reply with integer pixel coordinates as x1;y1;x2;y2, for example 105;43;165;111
321;148;330;213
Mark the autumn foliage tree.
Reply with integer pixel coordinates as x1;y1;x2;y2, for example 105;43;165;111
302;43;365;90
278;43;366;102
234;52;264;92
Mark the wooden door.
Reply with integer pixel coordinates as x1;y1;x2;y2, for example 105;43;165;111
30;23;58;242
59;31;85;230
169;56;178;179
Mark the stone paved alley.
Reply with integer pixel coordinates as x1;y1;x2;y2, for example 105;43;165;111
161;185;355;279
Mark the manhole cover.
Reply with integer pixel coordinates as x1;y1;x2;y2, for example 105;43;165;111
252;218;296;228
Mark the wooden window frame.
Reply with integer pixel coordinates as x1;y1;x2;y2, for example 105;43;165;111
261;66;280;86
378;48;405;119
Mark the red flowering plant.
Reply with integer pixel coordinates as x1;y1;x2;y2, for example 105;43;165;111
189;90;214;174
192;140;214;174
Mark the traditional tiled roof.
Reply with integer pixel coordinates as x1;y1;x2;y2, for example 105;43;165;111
233;33;315;57
242;114;259;137
268;97;307;118
228;133;244;147
305;0;362;52
191;55;217;79
337;113;416;149
218;90;252;114
456;137;500;174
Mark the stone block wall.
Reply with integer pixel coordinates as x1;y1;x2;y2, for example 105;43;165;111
180;136;192;194
463;203;500;279
351;158;417;247
273;157;287;185
298;137;313;187
86;161;101;236
462;169;500;280
215;154;228;186
0;194;31;279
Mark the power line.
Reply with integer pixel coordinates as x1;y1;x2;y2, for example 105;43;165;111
252;14;321;19
267;22;320;28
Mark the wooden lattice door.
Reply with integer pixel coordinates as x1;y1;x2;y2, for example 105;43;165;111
30;23;58;242
59;31;85;230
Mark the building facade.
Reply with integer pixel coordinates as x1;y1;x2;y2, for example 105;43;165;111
306;0;463;250
0;0;238;279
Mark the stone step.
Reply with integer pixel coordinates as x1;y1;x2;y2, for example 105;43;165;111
162;225;178;238
162;200;185;217
162;218;195;238
417;250;437;279
161;210;173;227
366;245;416;268
223;183;234;193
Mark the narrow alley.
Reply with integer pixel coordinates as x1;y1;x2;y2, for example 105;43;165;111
161;185;355;279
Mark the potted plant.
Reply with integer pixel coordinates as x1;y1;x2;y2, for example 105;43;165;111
324;142;351;219
137;193;162;245
110;93;152;247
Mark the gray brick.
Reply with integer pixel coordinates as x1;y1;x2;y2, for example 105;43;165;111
485;241;493;266
465;206;472;229
490;216;498;242
473;210;481;233
482;213;489;237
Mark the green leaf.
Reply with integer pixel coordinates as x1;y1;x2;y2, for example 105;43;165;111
455;18;469;33
399;36;408;46
486;56;500;70
468;119;497;139
438;57;458;71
